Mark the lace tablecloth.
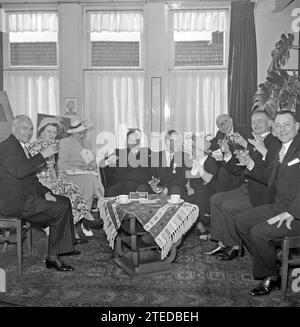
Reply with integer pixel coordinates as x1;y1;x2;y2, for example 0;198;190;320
98;195;199;259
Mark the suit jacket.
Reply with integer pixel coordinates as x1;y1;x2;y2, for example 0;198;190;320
151;151;192;191
224;133;281;206
0;134;50;216
210;123;251;152
102;147;152;187
246;133;300;218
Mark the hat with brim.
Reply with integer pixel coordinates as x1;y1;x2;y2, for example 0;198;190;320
38;117;61;134
67;120;90;134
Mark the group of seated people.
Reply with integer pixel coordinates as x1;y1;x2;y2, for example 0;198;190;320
0;109;300;298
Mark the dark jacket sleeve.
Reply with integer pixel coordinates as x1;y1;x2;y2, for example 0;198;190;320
1;150;46;179
35;178;52;197
246;160;275;185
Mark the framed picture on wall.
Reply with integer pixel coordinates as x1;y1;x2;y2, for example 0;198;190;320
37;113;71;140
64;97;78;115
0;91;14;142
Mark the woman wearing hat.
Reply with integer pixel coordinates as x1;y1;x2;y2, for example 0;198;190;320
27;117;90;242
57;120;104;236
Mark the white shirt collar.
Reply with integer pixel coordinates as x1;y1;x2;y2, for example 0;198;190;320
196;155;208;167
282;139;293;152
260;132;270;139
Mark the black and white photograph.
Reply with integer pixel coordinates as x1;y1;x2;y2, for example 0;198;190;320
0;0;300;314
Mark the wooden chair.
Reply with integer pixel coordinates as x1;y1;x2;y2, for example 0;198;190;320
280;236;300;302
0;216;32;275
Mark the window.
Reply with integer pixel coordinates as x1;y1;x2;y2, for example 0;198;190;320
3;10;60;127
165;8;230;136
86;11;143;68
6;11;58;67
171;10;228;69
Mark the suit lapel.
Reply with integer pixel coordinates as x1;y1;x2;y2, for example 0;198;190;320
277;136;300;179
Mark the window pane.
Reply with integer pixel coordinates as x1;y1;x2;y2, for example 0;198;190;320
88;12;142;67
91;31;140;66
173;10;227;67
7;12;58;67
174;31;224;66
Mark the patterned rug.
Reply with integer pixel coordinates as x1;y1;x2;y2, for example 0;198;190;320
0;226;300;307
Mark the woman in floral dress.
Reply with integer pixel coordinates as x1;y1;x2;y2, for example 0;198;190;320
28;117;89;241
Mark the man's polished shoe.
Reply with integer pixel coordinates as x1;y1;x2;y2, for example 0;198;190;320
204;246;227;256
59;250;81;257
251;276;281;296
74;237;88;245
217;246;244;260
83;219;103;230
45;259;75;272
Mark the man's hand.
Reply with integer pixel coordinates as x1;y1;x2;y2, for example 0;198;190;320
248;133;267;158
187;187;195;196
218;140;230;154
232;133;247;148
267;212;294;230
45;192;57;202
41;144;58;159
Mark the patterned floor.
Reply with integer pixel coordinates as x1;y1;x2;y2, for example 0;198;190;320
0;226;300;307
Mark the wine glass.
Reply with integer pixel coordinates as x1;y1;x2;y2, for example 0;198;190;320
149;176;162;198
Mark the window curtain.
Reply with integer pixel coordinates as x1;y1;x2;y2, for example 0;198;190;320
6;12;58;32
166;70;228;136
4;71;59;132
84;71;147;158
89;12;142;32
167;10;228;136
228;0;257;125
3;12;59;128
173;10;228;32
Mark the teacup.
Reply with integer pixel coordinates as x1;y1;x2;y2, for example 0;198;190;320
170;194;181;203
118;195;129;203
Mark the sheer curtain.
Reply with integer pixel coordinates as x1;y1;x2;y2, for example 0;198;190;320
85;71;146;158
3;12;59;129
166;10;229;136
85;12;145;157
167;70;227;136
4;70;59;130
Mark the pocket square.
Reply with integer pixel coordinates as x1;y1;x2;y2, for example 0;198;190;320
288;158;300;166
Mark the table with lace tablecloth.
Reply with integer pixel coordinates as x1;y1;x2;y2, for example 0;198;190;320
98;194;199;260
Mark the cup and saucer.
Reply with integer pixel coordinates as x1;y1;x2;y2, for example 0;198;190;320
116;195;132;204
167;194;184;204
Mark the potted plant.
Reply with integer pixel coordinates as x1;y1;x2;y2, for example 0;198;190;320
253;33;300;118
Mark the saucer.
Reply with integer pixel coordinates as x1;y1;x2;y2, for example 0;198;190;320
116;199;132;204
167;199;184;204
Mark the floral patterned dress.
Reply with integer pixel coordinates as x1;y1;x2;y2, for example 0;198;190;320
27;139;88;224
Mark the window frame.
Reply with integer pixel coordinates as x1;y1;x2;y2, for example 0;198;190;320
84;6;145;71
2;5;59;71
168;5;230;71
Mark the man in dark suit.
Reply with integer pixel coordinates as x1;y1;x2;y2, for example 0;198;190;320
207;110;281;259
151;130;191;197
210;114;252;192
0;115;77;272
234;110;300;296
104;129;152;196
